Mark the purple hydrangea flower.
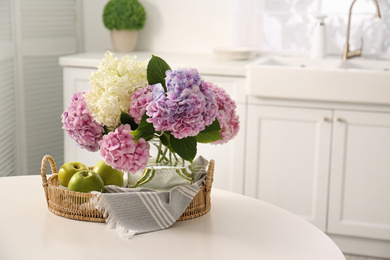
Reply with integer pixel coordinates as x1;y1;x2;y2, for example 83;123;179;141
146;68;218;139
61;92;104;152
208;83;240;145
166;68;202;98
199;81;219;126
99;124;150;174
152;83;165;100
129;85;155;124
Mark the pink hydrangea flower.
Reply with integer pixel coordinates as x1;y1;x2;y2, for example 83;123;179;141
99;124;150;174
61;92;104;152
208;83;240;145
146;69;218;139
129;85;155;124
199;81;219;126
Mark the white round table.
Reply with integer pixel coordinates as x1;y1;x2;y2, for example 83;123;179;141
0;175;345;260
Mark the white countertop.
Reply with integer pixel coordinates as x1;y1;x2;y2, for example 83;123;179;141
0;175;345;260
59;52;250;77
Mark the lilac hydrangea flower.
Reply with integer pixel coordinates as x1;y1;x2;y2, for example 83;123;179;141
199;80;219;126
129;85;155;124
146;68;218;139
61;92;104;152
166;68;202;98
99;124;150;174
208;83;240;145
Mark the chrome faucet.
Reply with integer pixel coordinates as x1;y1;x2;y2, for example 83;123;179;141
342;0;381;61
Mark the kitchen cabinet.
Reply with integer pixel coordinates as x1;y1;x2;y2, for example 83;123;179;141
244;104;332;231
328;110;390;241
244;98;390;257
61;56;247;194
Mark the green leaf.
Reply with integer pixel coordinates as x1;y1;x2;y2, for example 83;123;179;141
196;119;223;143
131;131;155;143
159;133;170;147
147;55;171;91
130;113;156;142
196;131;222;143
202;118;221;132
120;111;138;130
103;125;110;135
137;113;155;131
170;136;197;162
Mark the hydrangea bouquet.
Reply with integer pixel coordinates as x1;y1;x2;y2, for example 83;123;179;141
62;52;239;186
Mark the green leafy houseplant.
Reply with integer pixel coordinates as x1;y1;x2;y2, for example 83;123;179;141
103;0;146;52
103;0;146;31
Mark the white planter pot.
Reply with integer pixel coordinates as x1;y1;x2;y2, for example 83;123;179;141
110;29;138;53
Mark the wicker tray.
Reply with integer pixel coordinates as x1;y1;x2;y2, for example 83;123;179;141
40;155;214;223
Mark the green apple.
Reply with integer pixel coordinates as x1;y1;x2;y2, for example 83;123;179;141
58;161;88;187
68;170;105;193
93;160;124;187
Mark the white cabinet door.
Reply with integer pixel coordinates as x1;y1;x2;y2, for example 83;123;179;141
328;110;390;240
197;76;246;194
63;67;102;166
245;105;332;230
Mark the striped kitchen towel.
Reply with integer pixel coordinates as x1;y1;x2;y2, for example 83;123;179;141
94;156;209;239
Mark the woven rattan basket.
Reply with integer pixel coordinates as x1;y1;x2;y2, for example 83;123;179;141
40;155;214;223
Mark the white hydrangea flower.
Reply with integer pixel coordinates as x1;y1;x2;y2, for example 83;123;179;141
85;52;149;129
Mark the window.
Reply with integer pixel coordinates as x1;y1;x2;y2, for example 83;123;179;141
233;0;388;56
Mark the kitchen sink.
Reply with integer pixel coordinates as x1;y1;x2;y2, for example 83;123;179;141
246;56;390;105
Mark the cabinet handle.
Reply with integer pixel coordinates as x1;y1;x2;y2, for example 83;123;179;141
337;118;344;122
323;117;330;122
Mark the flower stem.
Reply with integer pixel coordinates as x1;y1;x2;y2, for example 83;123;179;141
171;151;179;163
132;169;155;187
175;169;192;182
138;169;155;186
161;146;169;163
155;141;163;163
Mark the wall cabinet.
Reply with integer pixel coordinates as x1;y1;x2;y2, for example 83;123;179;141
244;100;390;257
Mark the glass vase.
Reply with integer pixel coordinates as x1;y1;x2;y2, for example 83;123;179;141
127;138;194;190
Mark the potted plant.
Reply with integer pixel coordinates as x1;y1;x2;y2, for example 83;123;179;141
103;0;146;52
